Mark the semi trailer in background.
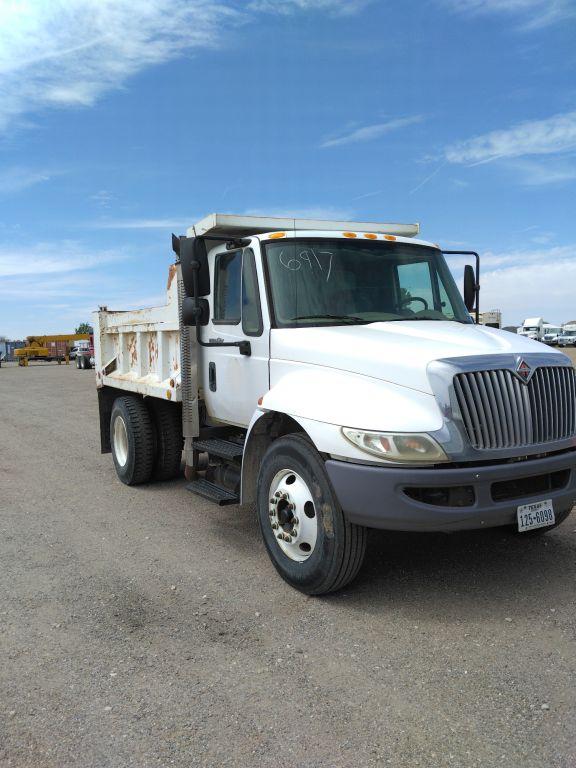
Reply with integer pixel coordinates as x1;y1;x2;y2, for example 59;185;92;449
93;214;576;594
519;317;545;342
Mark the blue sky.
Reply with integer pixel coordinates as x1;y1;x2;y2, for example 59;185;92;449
1;0;576;337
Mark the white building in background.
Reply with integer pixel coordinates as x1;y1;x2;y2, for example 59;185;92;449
478;309;502;328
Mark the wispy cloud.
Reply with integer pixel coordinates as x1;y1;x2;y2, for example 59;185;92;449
445;111;576;166
0;1;240;133
446;243;576;324
0;241;130;278
480;247;576;324
350;190;383;202
321;116;424;148
441;0;576;30
248;0;371;14
243;206;356;220
508;158;576;186
0;0;371;135
0;167;59;196
409;161;447;194
89;217;194;230
90;190;115;209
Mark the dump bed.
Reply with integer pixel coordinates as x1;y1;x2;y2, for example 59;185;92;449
93;265;182;401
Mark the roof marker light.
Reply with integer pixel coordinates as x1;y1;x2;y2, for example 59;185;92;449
343;232;357;238
364;233;377;240
384;235;397;241
269;232;286;239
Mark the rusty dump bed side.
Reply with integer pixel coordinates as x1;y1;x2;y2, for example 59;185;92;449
93;264;182;402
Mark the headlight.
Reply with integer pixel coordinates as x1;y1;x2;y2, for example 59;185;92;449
342;428;449;463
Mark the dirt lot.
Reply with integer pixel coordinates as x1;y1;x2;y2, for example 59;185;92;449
1;359;575;768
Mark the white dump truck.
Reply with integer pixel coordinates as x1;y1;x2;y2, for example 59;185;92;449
94;214;576;594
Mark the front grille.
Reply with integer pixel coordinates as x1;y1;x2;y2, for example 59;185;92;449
453;367;576;450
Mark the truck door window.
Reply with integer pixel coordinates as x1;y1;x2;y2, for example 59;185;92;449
242;248;263;336
396;260;436;313
214;250;241;325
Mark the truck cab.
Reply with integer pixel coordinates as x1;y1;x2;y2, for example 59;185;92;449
95;215;576;594
519;317;545;342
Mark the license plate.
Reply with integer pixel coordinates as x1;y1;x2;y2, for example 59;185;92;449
517;499;555;532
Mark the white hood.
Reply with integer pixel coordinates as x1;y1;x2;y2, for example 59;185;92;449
271;321;564;394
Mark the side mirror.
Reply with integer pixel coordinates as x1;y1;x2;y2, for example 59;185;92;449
178;236;210;298
463;265;476;312
182;296;210;327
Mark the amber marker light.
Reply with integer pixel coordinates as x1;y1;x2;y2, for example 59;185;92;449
384;235;397;241
364;233;377;240
269;232;286;239
343;232;357;238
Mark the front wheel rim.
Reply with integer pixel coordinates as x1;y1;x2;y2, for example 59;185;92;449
268;469;318;562
113;415;129;467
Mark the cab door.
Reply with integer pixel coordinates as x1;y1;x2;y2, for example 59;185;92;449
201;245;269;427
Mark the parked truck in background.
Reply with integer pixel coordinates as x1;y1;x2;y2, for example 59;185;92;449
94;215;576;594
519;317;545;342
543;324;562;345
75;336;94;370
558;329;576;348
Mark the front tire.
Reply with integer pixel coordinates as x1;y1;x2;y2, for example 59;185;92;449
110;397;155;485
256;434;367;595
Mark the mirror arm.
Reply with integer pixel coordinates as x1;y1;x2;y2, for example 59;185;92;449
442;250;480;324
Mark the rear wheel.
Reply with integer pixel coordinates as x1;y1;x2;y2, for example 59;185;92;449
76;356;81;369
110;397;155;485
150;401;183;481
256;434;367;595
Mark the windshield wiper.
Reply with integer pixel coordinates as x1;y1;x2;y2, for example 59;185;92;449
290;314;369;324
385;317;463;323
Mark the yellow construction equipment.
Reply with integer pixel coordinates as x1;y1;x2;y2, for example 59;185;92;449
15;334;90;366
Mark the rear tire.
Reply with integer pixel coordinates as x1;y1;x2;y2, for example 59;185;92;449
76;356;81;369
110;397;155;485
256;434;367;595
151;401;183;481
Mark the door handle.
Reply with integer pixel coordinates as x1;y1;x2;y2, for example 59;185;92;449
209;362;217;392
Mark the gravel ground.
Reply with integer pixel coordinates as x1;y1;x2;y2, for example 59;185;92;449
1;360;575;768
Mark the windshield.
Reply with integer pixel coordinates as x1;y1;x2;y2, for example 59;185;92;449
263;239;472;327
